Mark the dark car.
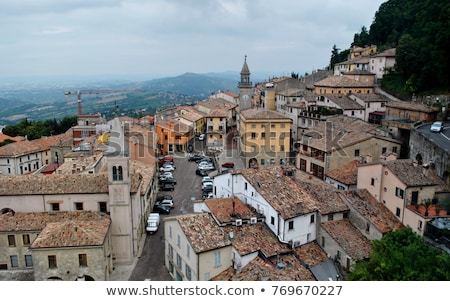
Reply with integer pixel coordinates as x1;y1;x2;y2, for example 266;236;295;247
152;204;171;214
160;178;177;185
198;157;213;164
221;162;235;168
160;183;175;191
188;154;204;162
196;169;208;176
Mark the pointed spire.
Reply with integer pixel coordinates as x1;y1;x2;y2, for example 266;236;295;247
240;55;250;75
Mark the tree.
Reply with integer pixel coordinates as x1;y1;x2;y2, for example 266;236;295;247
352;26;370;47
348;227;450;280
329;44;340;70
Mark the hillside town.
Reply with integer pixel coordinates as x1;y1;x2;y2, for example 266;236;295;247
0;46;449;281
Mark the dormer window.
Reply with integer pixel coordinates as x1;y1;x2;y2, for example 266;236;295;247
113;166;123;181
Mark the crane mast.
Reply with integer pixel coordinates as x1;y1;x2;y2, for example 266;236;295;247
64;89;125;116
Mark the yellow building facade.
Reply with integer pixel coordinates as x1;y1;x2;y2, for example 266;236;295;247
238;108;292;168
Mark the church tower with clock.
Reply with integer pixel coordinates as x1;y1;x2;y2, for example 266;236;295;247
238;55;253;111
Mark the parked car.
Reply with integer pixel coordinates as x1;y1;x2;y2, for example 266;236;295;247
203;192;214;200
158;155;174;165
188;154;204;162
157;195;173;202
146;213;160;234
198;134;205;141
198;157;213;163
430;121;444;133
152;204;171;214
156;198;174;208
160;183;175;191
202;181;213;190
202;188;213;199
198;164;215;171
160;165;175;172
202;176;212;183
196;169;208;176
159;172;173;179
160;178;177;185
221;162;235;169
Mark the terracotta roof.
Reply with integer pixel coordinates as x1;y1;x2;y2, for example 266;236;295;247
0;133;23;143
0;211;110;248
173;213;231;253
314;75;373;88
240;108;292;121
386;100;437;112
205;197;255;224
0;132;72;157
277;88;303;97
326;159;360;185
373;48;396;57
321;219;373;260
350;92;387;102
197;98;237;111
323;94;364;110
339;189;404;234
304;115;399;152
296;178;350;215
223;223;291;257
211;254;316;281
241;166;318;219
384;159;441;187
293;241;330;267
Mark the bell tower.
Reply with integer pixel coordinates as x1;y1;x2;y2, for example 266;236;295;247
238;55;252;111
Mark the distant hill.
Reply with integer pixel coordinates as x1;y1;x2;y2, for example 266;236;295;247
0;72;243;125
132;72;239;99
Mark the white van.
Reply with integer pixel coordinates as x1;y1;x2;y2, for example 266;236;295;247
146;213;161;234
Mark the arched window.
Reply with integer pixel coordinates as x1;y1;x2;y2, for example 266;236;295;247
112;166;123;181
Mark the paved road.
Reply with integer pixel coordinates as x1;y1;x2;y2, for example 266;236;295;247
128;141;206;281
416;122;450;153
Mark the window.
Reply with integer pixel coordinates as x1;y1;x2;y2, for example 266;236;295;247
270;132;276;139
214;251;221;267
169;226;172;239
8;235;15;247
185;264;192;280
261;132;265;139
251;124;256;128
168;244;174;259
354;149;360;157
328;214;334;221
280;132;285;139
51;203;60;211
75;202;83;210
370;178;375;186
382;147;387;154
10;255;18;268
175;136;181;140
281;123;285;128
307;233;311;241
99;202;107;213
176;254;182;267
251;132;256;139
48;255;57;269
395;187;404;199
25;255;33;267
270;216;275;225
186;245;190;258
260;159;265;165
392;146;398;153
271;124;275;128
365;222;370;233
288;221;294;230
310;214;315;223
418;220;423;231
112;166;123;181
321;236;325;247
336;250;341;260
79;254;88;267
244;182;248;190
22;234;30;245
280;145;285;152
177;234;181;248
396;207;401;217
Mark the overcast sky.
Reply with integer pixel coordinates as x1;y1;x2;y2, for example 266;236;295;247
0;0;386;80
